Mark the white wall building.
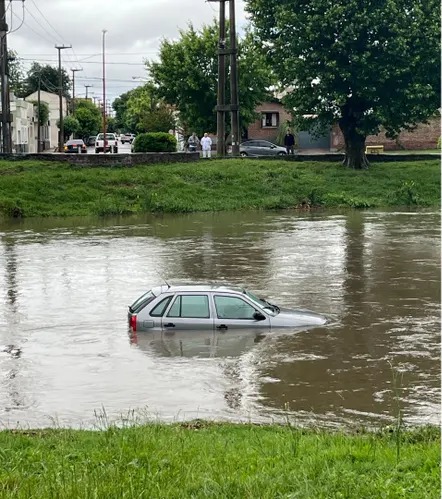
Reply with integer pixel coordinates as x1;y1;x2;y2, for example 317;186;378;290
10;97;38;153
25;90;66;150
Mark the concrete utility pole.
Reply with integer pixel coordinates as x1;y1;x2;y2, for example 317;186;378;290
102;29;107;152
0;0;12;153
71;68;82;114
208;0;240;157
37;74;41;152
228;0;240;156
55;44;71;151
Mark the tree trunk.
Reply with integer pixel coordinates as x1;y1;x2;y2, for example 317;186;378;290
339;104;370;169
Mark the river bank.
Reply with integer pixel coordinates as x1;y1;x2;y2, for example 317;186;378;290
0;158;439;217
0;423;439;497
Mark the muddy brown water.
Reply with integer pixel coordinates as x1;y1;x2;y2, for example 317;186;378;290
0;210;439;429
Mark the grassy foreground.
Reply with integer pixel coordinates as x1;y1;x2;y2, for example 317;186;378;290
0;158;439;218
0;423;439;498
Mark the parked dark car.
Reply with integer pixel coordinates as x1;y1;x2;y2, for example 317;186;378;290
63;139;87;153
86;136;96;146
240;140;287;157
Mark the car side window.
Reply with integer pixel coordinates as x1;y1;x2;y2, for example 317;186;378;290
150;296;172;317
167;295;210;318
214;295;257;320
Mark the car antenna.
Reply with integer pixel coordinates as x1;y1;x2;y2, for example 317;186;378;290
157;273;170;289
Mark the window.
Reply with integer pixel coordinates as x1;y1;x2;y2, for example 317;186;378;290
129;290;156;313
150;296;172;317
214;295;257;320
167;295;210;318
261;112;279;128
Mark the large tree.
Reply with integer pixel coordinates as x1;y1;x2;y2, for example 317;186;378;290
74;99;102;139
246;0;441;168
113;85;176;133
8;50;26;97
147;21;274;137
112;90;133;132
125;84;175;133
24;62;71;98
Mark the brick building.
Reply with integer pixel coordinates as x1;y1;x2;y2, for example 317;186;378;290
331;118;440;151
247;100;441;151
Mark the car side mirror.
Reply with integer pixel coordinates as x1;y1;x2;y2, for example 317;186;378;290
253;311;266;321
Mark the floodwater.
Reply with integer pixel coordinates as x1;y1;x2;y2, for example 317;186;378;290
0;210;439;429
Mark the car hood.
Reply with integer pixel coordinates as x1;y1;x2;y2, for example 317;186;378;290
271;307;328;327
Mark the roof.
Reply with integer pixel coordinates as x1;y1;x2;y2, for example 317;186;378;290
152;284;245;295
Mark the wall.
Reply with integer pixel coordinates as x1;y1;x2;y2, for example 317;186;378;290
247;102;292;142
0;151;200;166
331;116;441;151
25;90;66;150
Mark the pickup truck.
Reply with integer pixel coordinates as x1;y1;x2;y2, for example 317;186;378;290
95;133;118;153
120;133;135;144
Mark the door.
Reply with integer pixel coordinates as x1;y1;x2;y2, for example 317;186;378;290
258;141;274;155
213;294;271;330
161;294;214;330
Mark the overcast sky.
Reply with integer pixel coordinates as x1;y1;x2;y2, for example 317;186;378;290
8;0;247;104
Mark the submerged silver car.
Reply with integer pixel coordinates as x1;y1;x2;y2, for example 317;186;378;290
128;284;327;332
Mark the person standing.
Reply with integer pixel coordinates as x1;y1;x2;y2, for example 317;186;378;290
201;133;212;158
187;132;200;152
284;130;295;154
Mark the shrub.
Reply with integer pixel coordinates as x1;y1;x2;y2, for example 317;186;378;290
133;132;177;153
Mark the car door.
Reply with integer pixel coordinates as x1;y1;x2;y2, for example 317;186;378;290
161;293;214;330
244;140;259;155
212;294;271;330
259;141;274;155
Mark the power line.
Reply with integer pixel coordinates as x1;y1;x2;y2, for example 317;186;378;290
19;57;145;66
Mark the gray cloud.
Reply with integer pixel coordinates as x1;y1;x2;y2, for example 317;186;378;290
8;0;247;100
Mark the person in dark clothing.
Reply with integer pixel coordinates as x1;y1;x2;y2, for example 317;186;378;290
284;130;295;154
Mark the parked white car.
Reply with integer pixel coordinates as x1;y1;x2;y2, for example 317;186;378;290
121;133;136;144
95;133;118;153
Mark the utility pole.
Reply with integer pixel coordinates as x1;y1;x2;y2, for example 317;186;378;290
102;29;107;152
229;0;240;156
208;0;240;157
55;44;71;152
84;84;92;99
37;74;41;152
71;68;82;114
0;0;12;153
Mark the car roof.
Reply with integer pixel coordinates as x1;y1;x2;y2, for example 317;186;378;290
66;139;84;144
152;284;246;296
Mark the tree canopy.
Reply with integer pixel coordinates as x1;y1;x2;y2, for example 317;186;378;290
74;100;102;139
246;0;441;168
24;62;71;98
147;21;274;137
112;85;175;133
8;50;26;97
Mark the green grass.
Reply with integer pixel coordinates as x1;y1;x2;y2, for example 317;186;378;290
0;423;439;498
0;158;439;217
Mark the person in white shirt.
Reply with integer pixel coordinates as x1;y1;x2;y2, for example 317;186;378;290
200;133;212;158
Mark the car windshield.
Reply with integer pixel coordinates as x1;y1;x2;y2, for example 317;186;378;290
244;290;280;315
66;140;83;145
97;134;115;139
129;290;157;313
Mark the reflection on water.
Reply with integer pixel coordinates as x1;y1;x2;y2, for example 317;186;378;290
129;328;268;359
0;210;439;428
